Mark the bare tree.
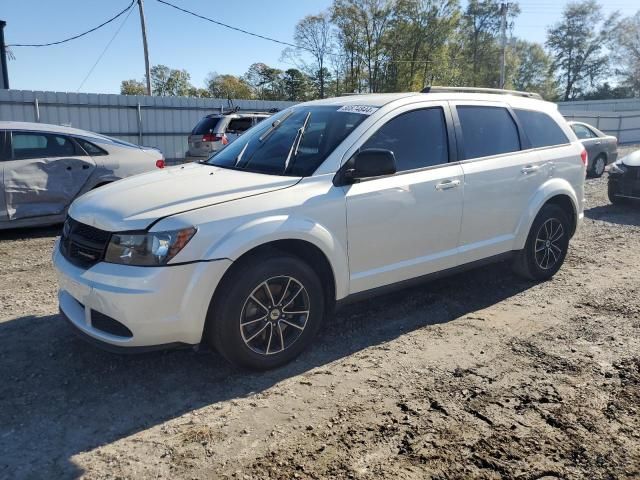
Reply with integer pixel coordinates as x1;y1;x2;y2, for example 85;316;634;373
293;12;333;98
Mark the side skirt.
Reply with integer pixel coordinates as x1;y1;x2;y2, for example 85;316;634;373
335;251;516;310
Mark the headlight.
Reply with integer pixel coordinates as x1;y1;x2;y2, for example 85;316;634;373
609;162;627;175
104;227;196;266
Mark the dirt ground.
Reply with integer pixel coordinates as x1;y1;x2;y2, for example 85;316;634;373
1;147;639;480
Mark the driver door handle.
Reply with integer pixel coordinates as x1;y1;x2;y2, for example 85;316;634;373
521;165;540;174
435;179;461;191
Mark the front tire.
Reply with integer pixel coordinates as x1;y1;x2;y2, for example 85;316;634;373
206;254;325;370
513;204;571;281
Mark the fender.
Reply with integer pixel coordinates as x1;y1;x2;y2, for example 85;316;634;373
513;177;579;250
204;214;350;300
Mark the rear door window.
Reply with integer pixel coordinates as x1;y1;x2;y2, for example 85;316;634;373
514;109;569;148
227;118;253;134
571;123;597;140
362;107;449;172
11;132;77;160
457;106;520;159
192;117;222;135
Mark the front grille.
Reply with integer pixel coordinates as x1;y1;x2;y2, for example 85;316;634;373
60;217;111;269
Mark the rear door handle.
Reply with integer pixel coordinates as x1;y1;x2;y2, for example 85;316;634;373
521;165;540;174
435;179;461;190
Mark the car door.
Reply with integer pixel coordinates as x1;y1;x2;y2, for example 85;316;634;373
343;103;464;294
571;123;602;166
452;102;550;264
3;130;96;221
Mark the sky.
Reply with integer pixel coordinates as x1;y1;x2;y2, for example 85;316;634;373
2;0;638;94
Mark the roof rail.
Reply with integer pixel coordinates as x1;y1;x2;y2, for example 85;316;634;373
421;86;543;100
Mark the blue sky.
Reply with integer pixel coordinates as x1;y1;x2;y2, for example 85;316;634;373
3;0;638;94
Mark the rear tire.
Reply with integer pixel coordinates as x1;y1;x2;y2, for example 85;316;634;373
588;155;606;178
513;204;571;281
206;254;325;370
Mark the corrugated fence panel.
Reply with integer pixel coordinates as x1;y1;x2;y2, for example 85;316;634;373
0;89;296;160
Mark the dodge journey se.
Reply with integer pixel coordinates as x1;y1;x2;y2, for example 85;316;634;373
54;87;586;369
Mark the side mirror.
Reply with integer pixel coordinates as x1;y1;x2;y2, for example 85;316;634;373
339;149;396;185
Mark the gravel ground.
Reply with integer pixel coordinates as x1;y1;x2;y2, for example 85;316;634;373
1;146;639;479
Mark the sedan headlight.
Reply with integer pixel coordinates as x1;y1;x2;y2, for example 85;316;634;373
609;162;627;175
105;227;196;266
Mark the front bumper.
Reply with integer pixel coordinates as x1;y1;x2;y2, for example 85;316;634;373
53;240;232;350
609;169;640;200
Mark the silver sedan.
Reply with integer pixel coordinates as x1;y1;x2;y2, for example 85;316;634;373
569;121;618;178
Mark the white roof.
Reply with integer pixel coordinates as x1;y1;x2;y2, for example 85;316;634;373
0;121;102;138
305;91;556;112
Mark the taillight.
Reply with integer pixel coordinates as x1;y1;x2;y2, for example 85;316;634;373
156;159;165;169
580;149;588;167
202;133;223;142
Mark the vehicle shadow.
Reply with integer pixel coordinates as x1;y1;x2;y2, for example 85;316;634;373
0;224;62;241
0;261;533;479
584;203;640;227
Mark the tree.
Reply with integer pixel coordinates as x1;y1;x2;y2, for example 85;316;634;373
120;79;146;95
293;13;333;98
610;12;640;96
243;63;285;100
150;65;193;97
546;0;610;101
206;73;253;99
460;0;520;87
508;40;559;100
282;68;311;101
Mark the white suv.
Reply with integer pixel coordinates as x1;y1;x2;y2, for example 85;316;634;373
53;88;586;369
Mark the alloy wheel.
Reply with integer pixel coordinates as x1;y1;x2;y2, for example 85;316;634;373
594;157;606;176
239;276;310;355
534;218;565;270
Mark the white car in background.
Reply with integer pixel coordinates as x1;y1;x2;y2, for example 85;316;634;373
0;121;165;229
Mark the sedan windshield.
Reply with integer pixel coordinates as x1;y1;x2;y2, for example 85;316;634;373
206;106;369;176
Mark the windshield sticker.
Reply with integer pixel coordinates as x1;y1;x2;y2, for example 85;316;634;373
337;105;379;115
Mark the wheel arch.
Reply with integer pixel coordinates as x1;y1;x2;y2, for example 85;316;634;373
515;179;580;249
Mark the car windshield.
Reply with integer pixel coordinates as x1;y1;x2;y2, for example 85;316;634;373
206;105;369;176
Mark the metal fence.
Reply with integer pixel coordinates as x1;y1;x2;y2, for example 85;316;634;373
0;89;295;160
1;89;638;158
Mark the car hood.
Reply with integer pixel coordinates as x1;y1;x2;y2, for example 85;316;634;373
620;149;640;167
69;163;300;231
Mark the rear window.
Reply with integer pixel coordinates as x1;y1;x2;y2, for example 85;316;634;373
571;123;597;140
515;109;569;148
76;137;108;156
457;106;520;159
192;117;222;135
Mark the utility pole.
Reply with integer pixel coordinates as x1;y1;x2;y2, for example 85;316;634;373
0;20;9;89
137;0;152;95
499;3;508;89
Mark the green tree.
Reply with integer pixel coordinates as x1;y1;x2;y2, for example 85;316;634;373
243;63;285;100
546;0;610;101
206;73;253;99
120;79;146;95
610;11;640;96
150;65;193;97
508;40;559;100
282;68;311;101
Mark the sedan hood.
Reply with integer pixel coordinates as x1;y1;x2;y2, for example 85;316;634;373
620;149;640;167
69;163;300;231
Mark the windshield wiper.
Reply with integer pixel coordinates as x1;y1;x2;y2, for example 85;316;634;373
233;142;249;167
284;111;311;174
259;110;294;142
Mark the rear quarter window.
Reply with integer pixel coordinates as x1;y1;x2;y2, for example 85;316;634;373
515;109;569;148
76;138;108;156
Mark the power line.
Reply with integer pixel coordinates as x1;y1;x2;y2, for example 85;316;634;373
76;4;135;92
7;0;135;47
155;0;302;51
